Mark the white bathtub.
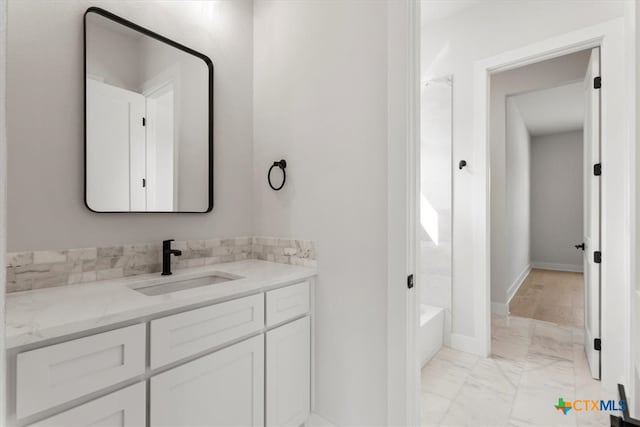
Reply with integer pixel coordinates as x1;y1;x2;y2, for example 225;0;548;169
419;304;444;367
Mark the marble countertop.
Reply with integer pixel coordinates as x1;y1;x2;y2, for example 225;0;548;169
5;260;317;350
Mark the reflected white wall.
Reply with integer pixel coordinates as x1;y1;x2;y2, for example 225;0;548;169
420;76;452;342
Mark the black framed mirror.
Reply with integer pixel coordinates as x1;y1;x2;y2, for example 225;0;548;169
84;7;213;213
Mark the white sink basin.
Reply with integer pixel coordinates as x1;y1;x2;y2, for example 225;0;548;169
130;273;242;296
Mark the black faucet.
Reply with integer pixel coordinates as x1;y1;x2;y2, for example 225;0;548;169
162;239;182;275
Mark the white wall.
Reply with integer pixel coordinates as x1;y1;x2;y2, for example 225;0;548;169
489;52;588;308
253;1;388;425
531;130;583;271
6;0;253;251
85;14;143;91
421;0;624;338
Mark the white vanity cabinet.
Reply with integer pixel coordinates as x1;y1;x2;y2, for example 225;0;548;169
9;278;313;427
149;293;265;369
151;334;264;427
266;315;311;427
28;383;146;427
266;281;310;326
16;324;146;419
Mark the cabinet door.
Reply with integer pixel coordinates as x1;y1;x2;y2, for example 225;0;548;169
150;335;264;427
28;383;145;427
266;316;310;427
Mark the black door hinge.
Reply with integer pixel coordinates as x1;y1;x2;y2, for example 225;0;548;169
407;274;414;289
142;178;146;188
594;338;601;351
142;117;146;126
594;251;602;264
594;76;601;89
594;163;601;176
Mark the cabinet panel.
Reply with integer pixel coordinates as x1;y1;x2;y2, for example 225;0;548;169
16;324;146;419
266;281;310;326
150;334;264;427
266;316;311;427
27;382;145;427
150;293;264;369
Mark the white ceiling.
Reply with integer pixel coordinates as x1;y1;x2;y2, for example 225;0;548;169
421;0;480;26
511;82;584;137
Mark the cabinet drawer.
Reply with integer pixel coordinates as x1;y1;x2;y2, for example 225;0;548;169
150;293;264;369
27;382;146;427
16;324;146;419
266;281;310;326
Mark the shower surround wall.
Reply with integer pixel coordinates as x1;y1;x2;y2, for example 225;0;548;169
6;237;317;293
419;76;452;347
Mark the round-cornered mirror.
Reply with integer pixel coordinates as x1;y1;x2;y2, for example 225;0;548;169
84;7;213;213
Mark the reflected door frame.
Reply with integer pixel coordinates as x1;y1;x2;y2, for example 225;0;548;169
143;70;179;212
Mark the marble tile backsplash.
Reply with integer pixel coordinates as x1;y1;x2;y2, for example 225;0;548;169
252;237;316;267
6;237;316;293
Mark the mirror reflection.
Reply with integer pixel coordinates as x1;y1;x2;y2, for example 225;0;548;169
85;9;212;213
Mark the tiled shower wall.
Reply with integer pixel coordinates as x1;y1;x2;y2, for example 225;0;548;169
6;237;316;293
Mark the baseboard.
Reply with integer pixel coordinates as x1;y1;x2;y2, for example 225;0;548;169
443;309;452;347
491;302;509;316
506;263;532;304
490;265;530;316
450;333;487;356
531;262;583;273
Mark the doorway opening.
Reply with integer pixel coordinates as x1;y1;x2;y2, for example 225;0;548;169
488;47;602;381
418;47;609;426
409;4;634;423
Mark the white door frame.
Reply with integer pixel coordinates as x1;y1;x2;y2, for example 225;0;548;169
386;0;420;425
631;0;640;416
0;0;7;423
473;19;631;393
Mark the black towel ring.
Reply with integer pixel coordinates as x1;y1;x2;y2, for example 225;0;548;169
268;159;287;191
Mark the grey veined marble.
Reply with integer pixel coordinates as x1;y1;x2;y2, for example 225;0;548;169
421;315;611;427
6;237;316;293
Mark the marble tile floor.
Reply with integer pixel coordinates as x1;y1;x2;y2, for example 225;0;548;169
421;315;614;426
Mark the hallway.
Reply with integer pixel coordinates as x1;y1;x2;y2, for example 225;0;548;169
510;269;584;327
421;315;609;426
